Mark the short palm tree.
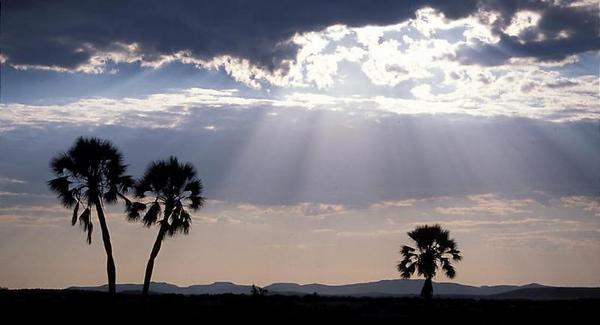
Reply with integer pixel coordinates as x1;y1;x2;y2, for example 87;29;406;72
48;137;132;295
126;156;205;296
397;224;462;299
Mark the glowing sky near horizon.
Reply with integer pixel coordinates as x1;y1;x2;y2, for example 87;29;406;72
1;0;599;289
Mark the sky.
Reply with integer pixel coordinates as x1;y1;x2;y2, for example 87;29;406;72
0;0;599;289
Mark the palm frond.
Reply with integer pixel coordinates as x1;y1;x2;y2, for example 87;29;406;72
50;153;74;175
103;186;118;204
180;209;192;234
168;207;192;237
397;258;417;279
78;207;92;244
118;193;132;207
400;245;416;257
71;202;79;226
183;180;201;195
117;175;134;193
166;202;182;236
47;177;77;207
126;202;147;221
441;258;456;279
134;179;150;198
143;202;161;226
189;195;205;210
86;223;93;245
450;249;462;261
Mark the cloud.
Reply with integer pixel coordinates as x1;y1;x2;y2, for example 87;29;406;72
456;4;600;66
0;177;27;184
0;204;69;228
0;87;282;130
292;203;347;217
335;229;407;238
225;202;347;218
2;0;598;121
410;84;432;99
434;194;537;216
484;229;600;249
313;228;335;234
3;0;597;79
0;0;479;73
409;217;582;229
2;77;599;129
370;199;417;209
0;191;31;197
196;215;243;225
561;196;600;217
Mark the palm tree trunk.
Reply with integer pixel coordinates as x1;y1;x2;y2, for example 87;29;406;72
94;200;117;295
142;222;168;296
421;277;433;299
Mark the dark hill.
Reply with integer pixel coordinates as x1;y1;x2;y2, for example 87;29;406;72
67;279;561;298
489;287;600;300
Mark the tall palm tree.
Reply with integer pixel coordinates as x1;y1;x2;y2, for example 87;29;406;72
126;156;205;296
397;224;462;299
48;137;132;295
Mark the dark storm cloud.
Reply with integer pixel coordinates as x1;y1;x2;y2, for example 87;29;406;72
3;1;596;72
1;0;480;71
2;0;596;73
457;3;600;65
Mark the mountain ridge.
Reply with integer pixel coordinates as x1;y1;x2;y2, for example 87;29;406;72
67;279;596;299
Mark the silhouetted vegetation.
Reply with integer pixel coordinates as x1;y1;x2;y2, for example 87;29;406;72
398;224;462;299
125;156;205;296
48;137;132;295
1;290;597;324
251;284;269;297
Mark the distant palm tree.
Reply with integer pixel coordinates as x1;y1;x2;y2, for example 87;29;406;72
397;224;462;299
126;156;205;296
48;137;132;295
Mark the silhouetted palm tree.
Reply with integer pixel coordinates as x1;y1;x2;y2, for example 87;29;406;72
397;224;462;299
48;137;132;295
126;156;204;296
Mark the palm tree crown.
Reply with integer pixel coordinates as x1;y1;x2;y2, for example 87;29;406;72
126;156;204;235
397;224;462;299
48;137;132;243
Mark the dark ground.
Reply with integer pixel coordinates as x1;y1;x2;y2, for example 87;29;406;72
1;289;597;324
